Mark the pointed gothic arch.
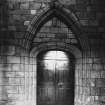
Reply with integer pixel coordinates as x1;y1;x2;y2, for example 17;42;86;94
28;2;88;105
26;3;89;51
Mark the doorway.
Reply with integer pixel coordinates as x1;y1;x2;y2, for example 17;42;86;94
37;50;75;105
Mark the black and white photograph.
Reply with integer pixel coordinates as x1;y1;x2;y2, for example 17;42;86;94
0;0;105;105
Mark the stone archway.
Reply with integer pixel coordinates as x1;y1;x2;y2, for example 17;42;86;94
30;42;82;105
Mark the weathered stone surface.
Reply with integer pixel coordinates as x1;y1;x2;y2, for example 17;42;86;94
0;0;105;105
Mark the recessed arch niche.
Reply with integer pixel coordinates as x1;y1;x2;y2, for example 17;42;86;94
29;11;83;105
29;3;85;105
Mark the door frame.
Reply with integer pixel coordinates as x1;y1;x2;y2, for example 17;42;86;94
30;42;82;105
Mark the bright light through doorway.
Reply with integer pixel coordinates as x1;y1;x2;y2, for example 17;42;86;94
44;51;69;71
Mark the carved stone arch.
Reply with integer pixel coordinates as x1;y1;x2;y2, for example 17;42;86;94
26;3;89;51
30;42;82;60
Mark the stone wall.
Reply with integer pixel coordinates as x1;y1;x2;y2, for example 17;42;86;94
0;0;105;105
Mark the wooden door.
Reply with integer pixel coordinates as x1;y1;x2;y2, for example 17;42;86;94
37;51;74;105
